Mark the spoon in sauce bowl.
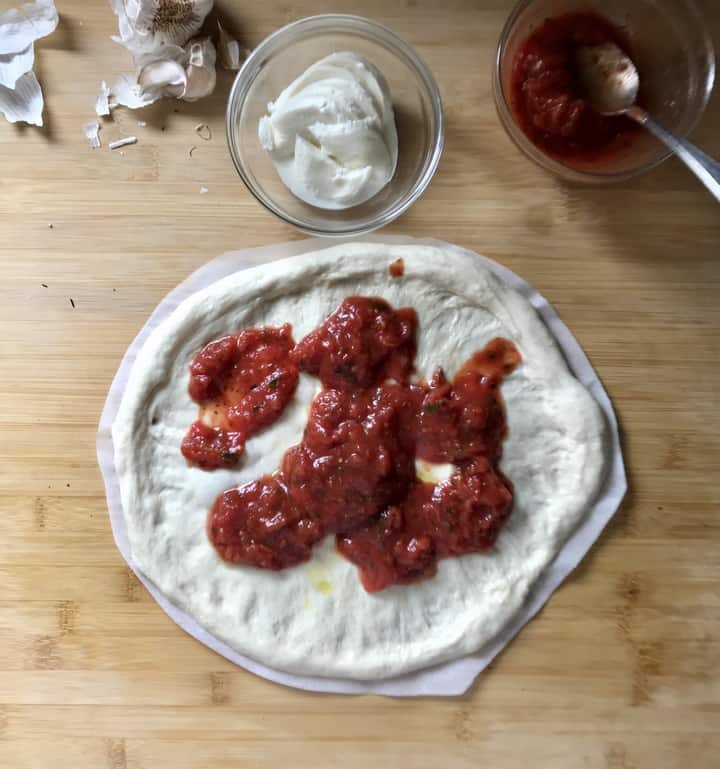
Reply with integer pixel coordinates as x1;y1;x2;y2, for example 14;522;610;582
576;42;720;202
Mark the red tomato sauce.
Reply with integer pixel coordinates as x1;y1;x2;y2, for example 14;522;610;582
181;325;298;469
183;297;521;592
388;258;405;277
510;12;639;161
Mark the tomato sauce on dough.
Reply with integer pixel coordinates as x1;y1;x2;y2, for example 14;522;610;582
388;258;405;277
182;297;521;591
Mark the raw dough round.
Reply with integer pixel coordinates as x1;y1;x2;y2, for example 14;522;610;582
113;243;607;679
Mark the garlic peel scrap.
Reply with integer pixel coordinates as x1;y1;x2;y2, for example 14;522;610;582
194;122;211;140
83;120;101;148
0;0;58;56
109;135;138;150
110;73;156;110
0;0;57;123
0;69;43;125
0;42;33;88
95;80;111;116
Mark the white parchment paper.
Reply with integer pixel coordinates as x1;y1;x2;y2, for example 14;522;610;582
97;235;627;696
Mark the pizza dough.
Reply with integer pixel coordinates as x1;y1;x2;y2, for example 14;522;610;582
113;243;608;679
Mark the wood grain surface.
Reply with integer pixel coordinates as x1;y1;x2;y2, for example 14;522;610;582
1;1;719;767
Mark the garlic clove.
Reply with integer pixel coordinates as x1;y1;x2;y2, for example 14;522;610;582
110;73;157;109
182;36;215;101
217;20;245;70
188;36;212;68
137;55;187;100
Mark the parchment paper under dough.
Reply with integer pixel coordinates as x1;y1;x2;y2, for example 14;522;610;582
98;235;626;695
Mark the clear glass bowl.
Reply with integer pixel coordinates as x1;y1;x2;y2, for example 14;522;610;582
493;0;715;182
226;14;444;236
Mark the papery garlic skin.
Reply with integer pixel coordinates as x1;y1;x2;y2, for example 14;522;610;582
95;80;111;116
0;43;34;88
0;0;58;55
84;120;101;148
0;0;58;125
0;69;44;125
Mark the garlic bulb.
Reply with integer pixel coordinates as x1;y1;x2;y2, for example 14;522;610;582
111;0;213;59
103;0;217;113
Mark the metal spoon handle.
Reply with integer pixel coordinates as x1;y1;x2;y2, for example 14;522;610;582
628;106;720;203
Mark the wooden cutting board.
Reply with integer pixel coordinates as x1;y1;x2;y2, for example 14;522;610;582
1;1;718;767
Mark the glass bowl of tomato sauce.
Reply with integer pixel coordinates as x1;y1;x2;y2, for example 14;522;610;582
493;0;715;182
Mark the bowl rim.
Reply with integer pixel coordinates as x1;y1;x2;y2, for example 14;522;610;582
492;0;716;183
225;13;445;237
